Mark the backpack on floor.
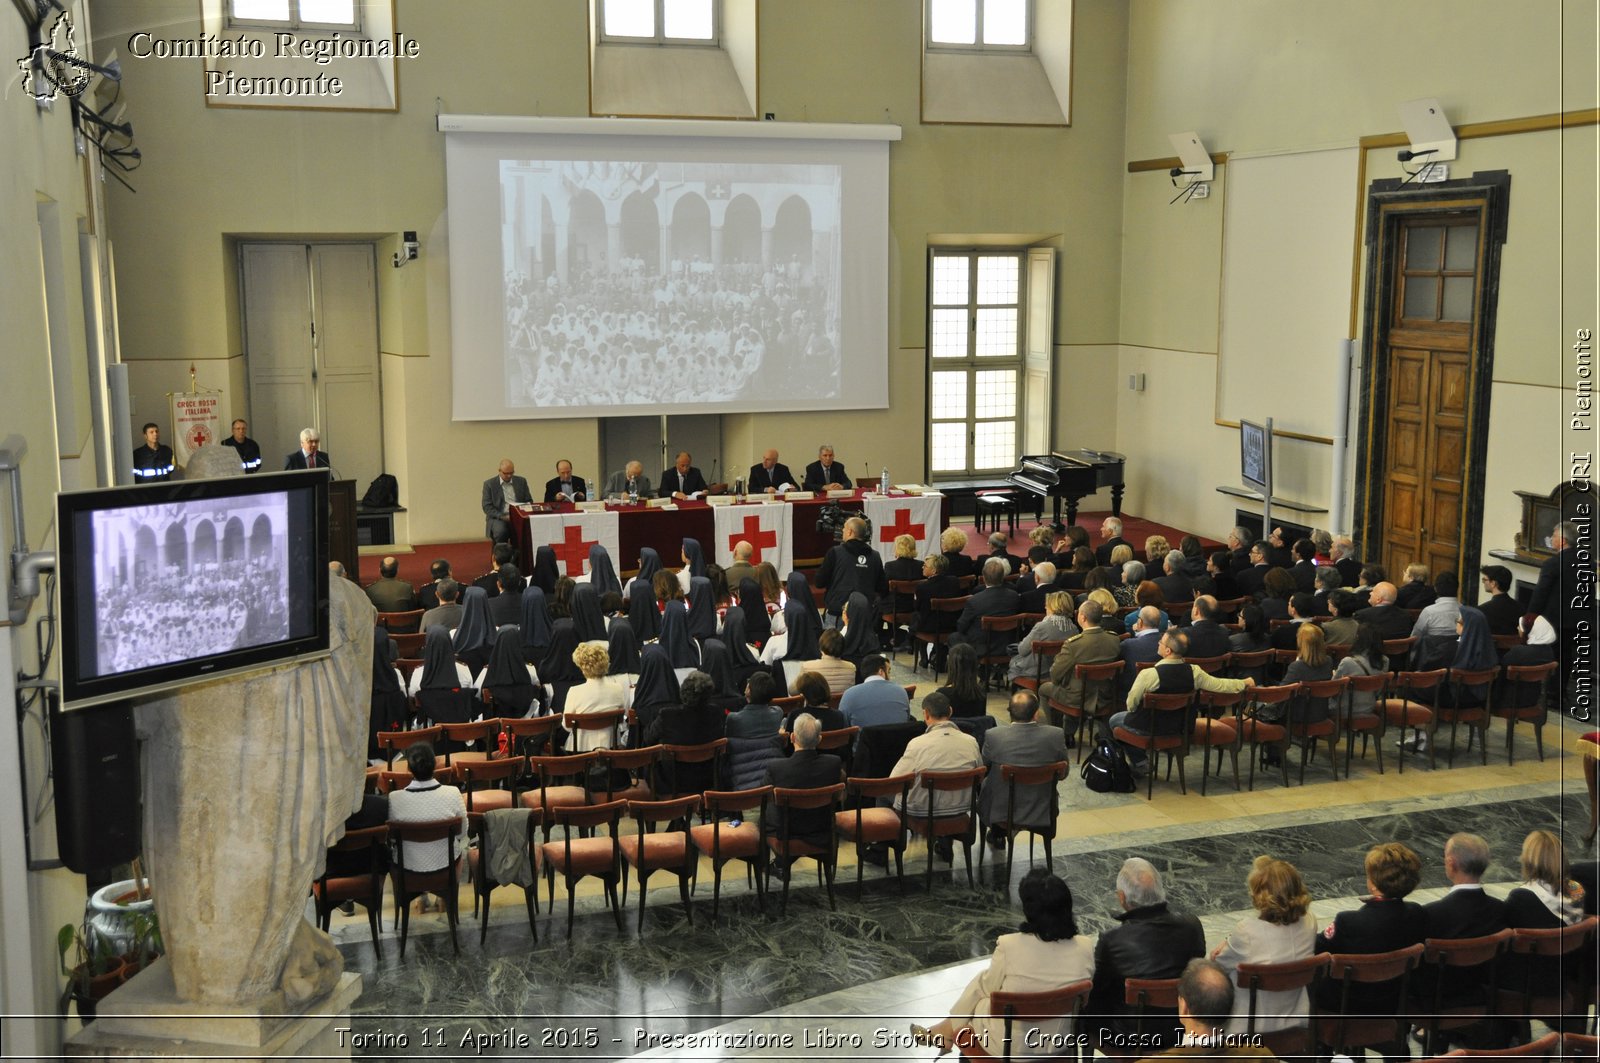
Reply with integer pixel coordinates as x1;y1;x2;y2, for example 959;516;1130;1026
1081;723;1137;794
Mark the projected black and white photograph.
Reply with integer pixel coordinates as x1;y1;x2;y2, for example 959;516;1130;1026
499;159;842;407
88;496;293;676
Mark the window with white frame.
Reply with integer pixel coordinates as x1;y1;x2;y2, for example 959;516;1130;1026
229;0;359;29
601;0;717;43
927;0;1029;50
929;251;1024;477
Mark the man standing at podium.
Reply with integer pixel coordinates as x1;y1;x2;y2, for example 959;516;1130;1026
284;428;330;470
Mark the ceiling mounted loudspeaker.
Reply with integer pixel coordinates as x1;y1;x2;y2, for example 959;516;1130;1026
1167;131;1213;183
1397;97;1457;163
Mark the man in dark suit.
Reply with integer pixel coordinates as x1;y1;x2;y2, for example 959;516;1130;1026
417;558;451;611
1234;542;1272;598
912;552;963;640
1419;833;1506;1014
1207;552;1240;602
1290;539;1318;592
365;556;416;612
1154;550;1193;603
763;712;843;878
1118;607;1164;697
1094;516;1130;567
1478;565;1521;637
1017;561;1056;614
985;532;1027;578
1265;526;1295;569
1355;581;1414;641
1184;596;1232;659
1310;566;1341;616
1086;858;1206;1047
542;459;587;503
1269;593;1317;650
486;565;524;627
747;449;798;494
283;427;331;470
978;692;1069;847
481;459;533;543
802;444;852;491
949;558;1023;660
1332;534;1364;589
1226;527;1254;573
1529;520;1587;696
474;542;513;599
660;451;708;499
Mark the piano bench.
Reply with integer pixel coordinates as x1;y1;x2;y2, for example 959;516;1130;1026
974;493;1019;535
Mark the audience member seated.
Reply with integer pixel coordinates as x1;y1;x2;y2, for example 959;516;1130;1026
1225;526;1253;573
1007;590;1079;685
723;540;757;591
474;542;515;598
1118;606;1165;699
1144;534;1171;572
1183;596;1232;660
1310;565;1341;616
839;654;913;728
647;671;725;792
912;553;963;648
882;533;925;636
420;578;463;633
762;712;844;880
936;643;990;719
1478;565;1522;637
1229;604;1271;655
716;605;767;689
480;625;541;717
1235;541;1273;599
1419;833;1507;1020
1355;580;1413;641
803;628;858;696
978;692;1069;849
941;527;976;581
950;557;1022;662
658;599;702;671
1112;557;1143;608
1334;623;1388;724
1135;959;1276;1062
763;571;821;671
1039;600;1123;712
486;564;525;628
817;516;887;627
1085;588;1124;633
1395;562;1438;611
1503;828;1588;1004
1085;857;1206;1048
1411;571;1462;637
1017;560;1056;614
1352;563;1386;607
1256;568;1295;623
417;558;451;611
630;646;680;743
1177;535;1208;580
780;670;848;734
911;869;1094;1055
409;625;477;698
676;537;708;597
837;592;882;664
1331;534;1363;589
1061;546;1098;591
1154;550;1193;604
1268;592;1317;650
1314;842;1426;1017
538;619;583;715
985;531;1025;577
698;640;747;715
563;642;627;751
1125;581;1168;633
1265;526;1294;569
1207;551;1241;602
1211;856;1317;1035
1321;591;1360;647
1109;629;1254;772
366;555;417;613
1095;516;1130;567
1290;538;1318;593
388;741;468;877
889;692;983;863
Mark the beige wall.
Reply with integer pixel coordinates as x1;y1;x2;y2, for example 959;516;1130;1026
92;0;1130;542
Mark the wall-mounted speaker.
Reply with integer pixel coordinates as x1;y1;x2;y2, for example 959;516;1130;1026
51;697;140;874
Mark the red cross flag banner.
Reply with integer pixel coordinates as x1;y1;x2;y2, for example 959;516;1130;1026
863;492;943;562
170;393;222;467
524;510;621;577
712;501;793;576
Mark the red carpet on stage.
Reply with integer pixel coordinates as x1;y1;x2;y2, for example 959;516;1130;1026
358;510;1221;589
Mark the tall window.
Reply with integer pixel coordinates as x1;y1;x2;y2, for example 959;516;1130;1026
929;251;1024;477
601;0;717;43
229;0;358;28
928;0;1029;49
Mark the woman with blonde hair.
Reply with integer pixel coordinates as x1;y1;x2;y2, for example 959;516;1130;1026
561;642;627;751
940;526;975;580
1143;535;1170;569
1506;829;1585;928
1007;591;1080;685
1212;856;1317;1033
1086;588;1121;633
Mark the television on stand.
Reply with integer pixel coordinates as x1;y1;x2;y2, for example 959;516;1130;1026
57;470;332;709
1239;418;1272;497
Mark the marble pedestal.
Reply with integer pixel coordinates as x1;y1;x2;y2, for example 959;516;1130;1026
66;959;361;1062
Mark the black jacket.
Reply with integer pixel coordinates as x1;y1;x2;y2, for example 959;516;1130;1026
1418;887;1507;1005
816;538;887;617
1314;897;1426;1011
1183;619;1232;660
1087;902;1205;1043
764;748;843;845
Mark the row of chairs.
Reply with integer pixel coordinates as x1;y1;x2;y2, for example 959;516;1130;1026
958;920;1597;1063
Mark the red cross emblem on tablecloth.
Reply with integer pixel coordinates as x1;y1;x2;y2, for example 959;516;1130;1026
729;513;778;564
550;524;598;576
878;508;925;544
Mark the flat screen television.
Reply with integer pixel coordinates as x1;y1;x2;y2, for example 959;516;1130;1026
1239;419;1271;496
58;470;331;709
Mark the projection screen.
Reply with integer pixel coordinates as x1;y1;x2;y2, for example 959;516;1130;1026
440;116;898;421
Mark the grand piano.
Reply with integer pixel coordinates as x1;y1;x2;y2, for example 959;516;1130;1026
1006;449;1127;529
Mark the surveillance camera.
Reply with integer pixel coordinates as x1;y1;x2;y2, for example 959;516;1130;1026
1169;167;1184;178
392;230;420;268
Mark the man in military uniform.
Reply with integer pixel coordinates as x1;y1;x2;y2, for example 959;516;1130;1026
132;423;175;483
219;418;262;473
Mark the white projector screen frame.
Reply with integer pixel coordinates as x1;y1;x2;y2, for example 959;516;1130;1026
441;116;898;421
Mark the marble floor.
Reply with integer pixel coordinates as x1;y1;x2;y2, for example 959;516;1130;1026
330;668;1598;1061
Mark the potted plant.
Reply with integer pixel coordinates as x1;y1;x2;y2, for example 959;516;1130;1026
57;921;125;1022
118;910;162;980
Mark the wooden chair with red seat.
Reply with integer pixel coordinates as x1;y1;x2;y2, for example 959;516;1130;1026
1418;928;1514;1057
1163;601;1194;627
1497;917;1599;1030
391;631;425;657
826;689;846;711
387;817;464;959
1381;636;1418;671
1431;665;1498;769
914;596;971;680
1013;639;1064;696
457;754;522;816
1316;944;1424;1062
311;824;388;957
595;745;660;804
1097;977;1181;1062
466;802;540;945
1269;647;1299;682
1288;677;1348;784
538;798;626;937
619;794;702;932
1047;659;1122;761
1227;648;1273;686
376;724;444;769
1236;684;1298;790
1384;668;1447;773
885;578;925;664
981;761;1068;888
1114;691;1193;801
1342;671;1390;776
834;774;913;896
956;979;1094;1063
440;718;499;766
979;614;1026;688
771;693;804;715
562;708;625;753
377;608;424;634
1214;597;1248;622
768;782;847;914
1419;1032;1561;1060
1235;953;1330;1058
692;786;772;918
1495;659;1559;764
1326;642;1352;665
658;737;728;800
1193;689;1243;795
908;766;986;892
518;752;595;842
1185;653;1230;676
375;764;457;794
502;714;560;759
1561;1033;1598;1059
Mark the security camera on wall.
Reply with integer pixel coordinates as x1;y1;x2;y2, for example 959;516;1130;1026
392;231;419;268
